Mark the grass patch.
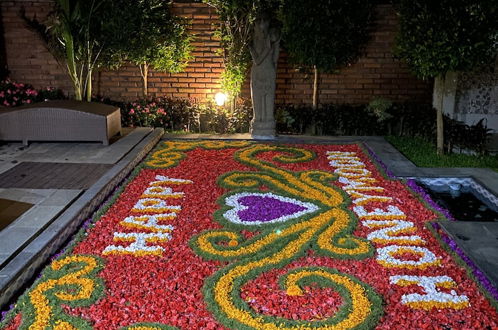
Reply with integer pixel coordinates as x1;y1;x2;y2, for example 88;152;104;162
385;136;498;171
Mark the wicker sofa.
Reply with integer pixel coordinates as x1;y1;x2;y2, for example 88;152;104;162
0;100;121;145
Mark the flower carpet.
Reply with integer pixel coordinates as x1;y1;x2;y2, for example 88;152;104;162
1;141;497;329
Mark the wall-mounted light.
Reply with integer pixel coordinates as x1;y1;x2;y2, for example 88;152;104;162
214;92;228;106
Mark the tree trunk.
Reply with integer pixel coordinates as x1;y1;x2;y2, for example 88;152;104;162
64;34;82;101
141;62;149;98
70;71;82;101
437;107;444;155
435;74;446;155
230;93;237;112
312;65;319;109
86;68;92;102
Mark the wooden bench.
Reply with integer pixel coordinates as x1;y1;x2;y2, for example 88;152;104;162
0;100;121;145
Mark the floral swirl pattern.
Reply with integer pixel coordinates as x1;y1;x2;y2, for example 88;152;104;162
191;144;381;328
2;142;496;329
17;255;104;329
146;140;252;168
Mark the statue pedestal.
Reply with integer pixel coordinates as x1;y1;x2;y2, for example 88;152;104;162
250;120;276;139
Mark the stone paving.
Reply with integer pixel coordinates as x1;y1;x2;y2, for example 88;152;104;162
0;133;497;311
0;127;163;309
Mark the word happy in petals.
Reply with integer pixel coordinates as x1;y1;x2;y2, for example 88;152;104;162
103;175;192;257
327;151;469;310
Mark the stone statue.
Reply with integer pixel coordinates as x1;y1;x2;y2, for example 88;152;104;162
249;13;280;138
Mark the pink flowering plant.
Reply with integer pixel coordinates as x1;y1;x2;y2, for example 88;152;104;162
121;98;171;128
0;80;65;107
119;97;252;133
0;81;38;107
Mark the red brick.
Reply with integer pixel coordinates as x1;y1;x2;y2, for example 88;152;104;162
205;84;220;89
2;2;431;103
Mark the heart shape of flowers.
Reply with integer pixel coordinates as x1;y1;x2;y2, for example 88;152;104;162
223;192;319;225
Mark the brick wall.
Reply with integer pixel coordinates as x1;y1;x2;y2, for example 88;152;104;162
1;1;433;104
1;0;73;92
272;4;433;104
96;2;224;100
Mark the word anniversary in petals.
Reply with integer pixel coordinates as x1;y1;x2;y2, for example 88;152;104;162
327;151;469;310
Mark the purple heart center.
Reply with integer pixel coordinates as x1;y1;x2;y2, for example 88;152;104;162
237;195;307;223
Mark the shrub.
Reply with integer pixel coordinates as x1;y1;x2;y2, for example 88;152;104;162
275;102;492;154
121;99;171;128
36;87;66;102
3;79;488;155
276;104;378;135
367;98;393;123
0;80;66;107
109;97;253;134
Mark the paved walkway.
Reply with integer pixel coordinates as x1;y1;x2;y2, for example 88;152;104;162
0;162;112;189
0;127;163;309
1;133;496;311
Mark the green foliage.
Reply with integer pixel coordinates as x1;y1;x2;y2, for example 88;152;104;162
395;0;498;79
23;0;133;100
152;32;193;74
204;0;280;97
220;63;249;98
385;136;498;171
104;97;253;134
275;102;492;155
276;103;376;136
23;0;192;100
203;0;253;97
279;0;372;72
367;98;394;122
115;0;193;78
275;108;295;128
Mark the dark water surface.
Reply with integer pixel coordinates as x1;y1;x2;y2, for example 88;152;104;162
419;182;498;222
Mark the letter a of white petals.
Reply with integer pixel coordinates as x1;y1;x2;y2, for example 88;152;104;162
103;232;172;256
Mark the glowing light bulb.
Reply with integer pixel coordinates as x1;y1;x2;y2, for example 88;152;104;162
215;92;227;106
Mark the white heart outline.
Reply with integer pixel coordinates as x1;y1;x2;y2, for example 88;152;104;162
223;192;319;226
